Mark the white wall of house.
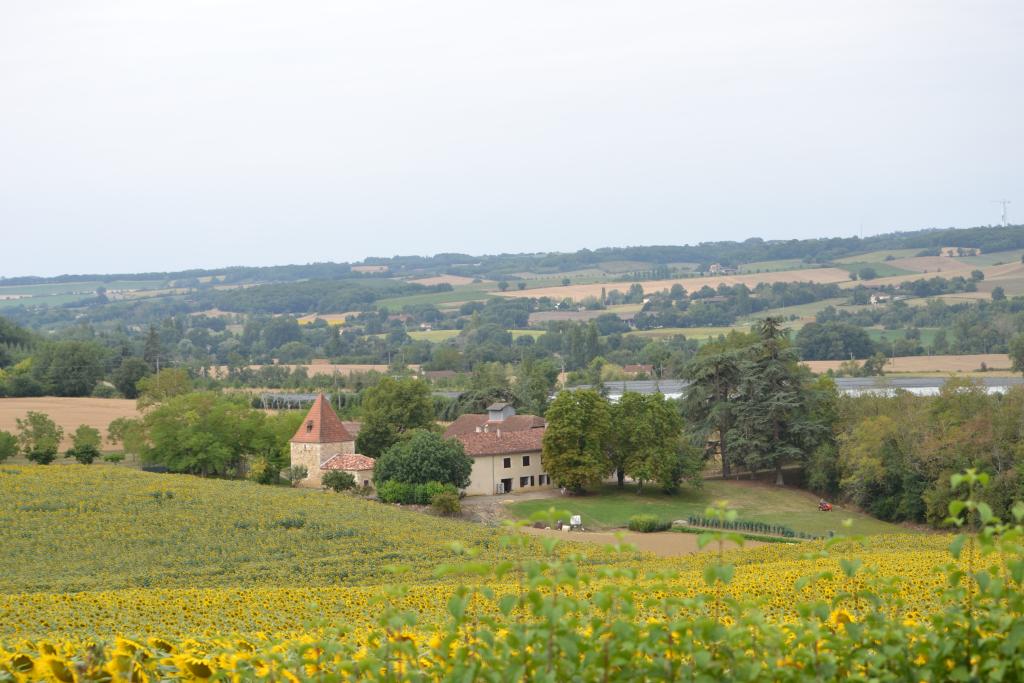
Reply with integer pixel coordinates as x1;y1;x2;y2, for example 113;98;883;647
466;450;552;496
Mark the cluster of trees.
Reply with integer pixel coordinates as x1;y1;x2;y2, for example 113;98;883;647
0;412;105;466
808;380;1024;526
541;389;701;494
821;295;1024;357
635;282;844;330
680;320;836;482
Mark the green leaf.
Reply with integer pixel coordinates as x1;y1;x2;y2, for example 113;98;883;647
839;558;862;578
949;534;966;559
1012;502;1024;522
977;502;994;525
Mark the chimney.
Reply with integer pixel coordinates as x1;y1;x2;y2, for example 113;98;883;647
483;424;489;433
496;428;501;438
475;426;483;433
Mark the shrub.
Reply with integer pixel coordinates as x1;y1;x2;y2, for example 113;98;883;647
102;453;125;463
0;430;16;463
282;465;308;487
322;470;356;493
377;480;416;504
431;490;461;516
377;480;457;505
627;514;670;533
90;383;121;399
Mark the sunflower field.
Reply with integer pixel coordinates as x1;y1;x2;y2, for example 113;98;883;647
2;465;1023;681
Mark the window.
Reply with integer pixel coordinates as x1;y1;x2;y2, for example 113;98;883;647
522;455;530;467
539;474;549;485
530;476;535;486
503;457;511;469
519;476;530;488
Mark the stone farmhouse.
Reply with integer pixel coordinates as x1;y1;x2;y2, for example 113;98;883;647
289;394;375;489
289;396;552;496
444;403;552;496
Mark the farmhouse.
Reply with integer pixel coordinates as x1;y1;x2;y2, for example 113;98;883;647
445;404;552;496
289;394;374;489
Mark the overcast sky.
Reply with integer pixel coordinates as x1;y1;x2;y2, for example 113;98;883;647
1;1;1021;277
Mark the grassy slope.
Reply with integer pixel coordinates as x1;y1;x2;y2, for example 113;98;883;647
508;480;906;537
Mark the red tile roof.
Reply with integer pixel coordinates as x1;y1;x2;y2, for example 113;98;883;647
443;414;545;438
321;453;376;471
290;393;354;444
455;428;545;457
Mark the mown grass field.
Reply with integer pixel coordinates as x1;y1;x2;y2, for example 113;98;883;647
737;259;815;273
507;480;905;537
374;283;498;309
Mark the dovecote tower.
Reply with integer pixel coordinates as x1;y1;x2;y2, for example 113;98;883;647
289;393;355;487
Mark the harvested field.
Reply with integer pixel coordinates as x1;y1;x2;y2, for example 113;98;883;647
0;397;139;450
803;353;1010;374
209;363;419;379
410;274;480;287
500;267;852;302
352;265;388;273
885;255;975;274
296;312;359;325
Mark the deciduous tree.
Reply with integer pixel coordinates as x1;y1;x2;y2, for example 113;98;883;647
541;389;611;492
66;424;102;464
356;377;436;457
373;430;472;488
16;411;63;465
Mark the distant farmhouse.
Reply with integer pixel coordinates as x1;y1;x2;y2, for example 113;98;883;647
289;396;551;496
445;403;551;496
289;394;374;489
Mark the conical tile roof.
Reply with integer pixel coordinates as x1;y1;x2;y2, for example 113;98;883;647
290;393;354;444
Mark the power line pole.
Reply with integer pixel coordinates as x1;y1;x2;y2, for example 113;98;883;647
992;199;1011;227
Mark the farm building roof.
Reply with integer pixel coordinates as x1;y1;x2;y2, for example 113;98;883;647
443;413;545;438
290;393;354;444
321;453;376;471
455;428;545;457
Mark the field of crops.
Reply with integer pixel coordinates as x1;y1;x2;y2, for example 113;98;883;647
1;465;1019;681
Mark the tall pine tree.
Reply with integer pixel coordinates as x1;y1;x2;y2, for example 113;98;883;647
728;318;829;485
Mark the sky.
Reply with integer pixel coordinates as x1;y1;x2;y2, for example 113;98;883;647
1;1;1022;277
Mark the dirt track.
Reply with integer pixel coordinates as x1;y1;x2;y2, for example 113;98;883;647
518;526;763;557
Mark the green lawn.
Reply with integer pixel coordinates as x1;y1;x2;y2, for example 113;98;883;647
866;327;941;349
842;262;916;278
627;326;746;341
507;480;907;537
406;329;462;342
960;249;1024;267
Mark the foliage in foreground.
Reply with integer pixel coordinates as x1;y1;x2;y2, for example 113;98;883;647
1;471;1023;681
